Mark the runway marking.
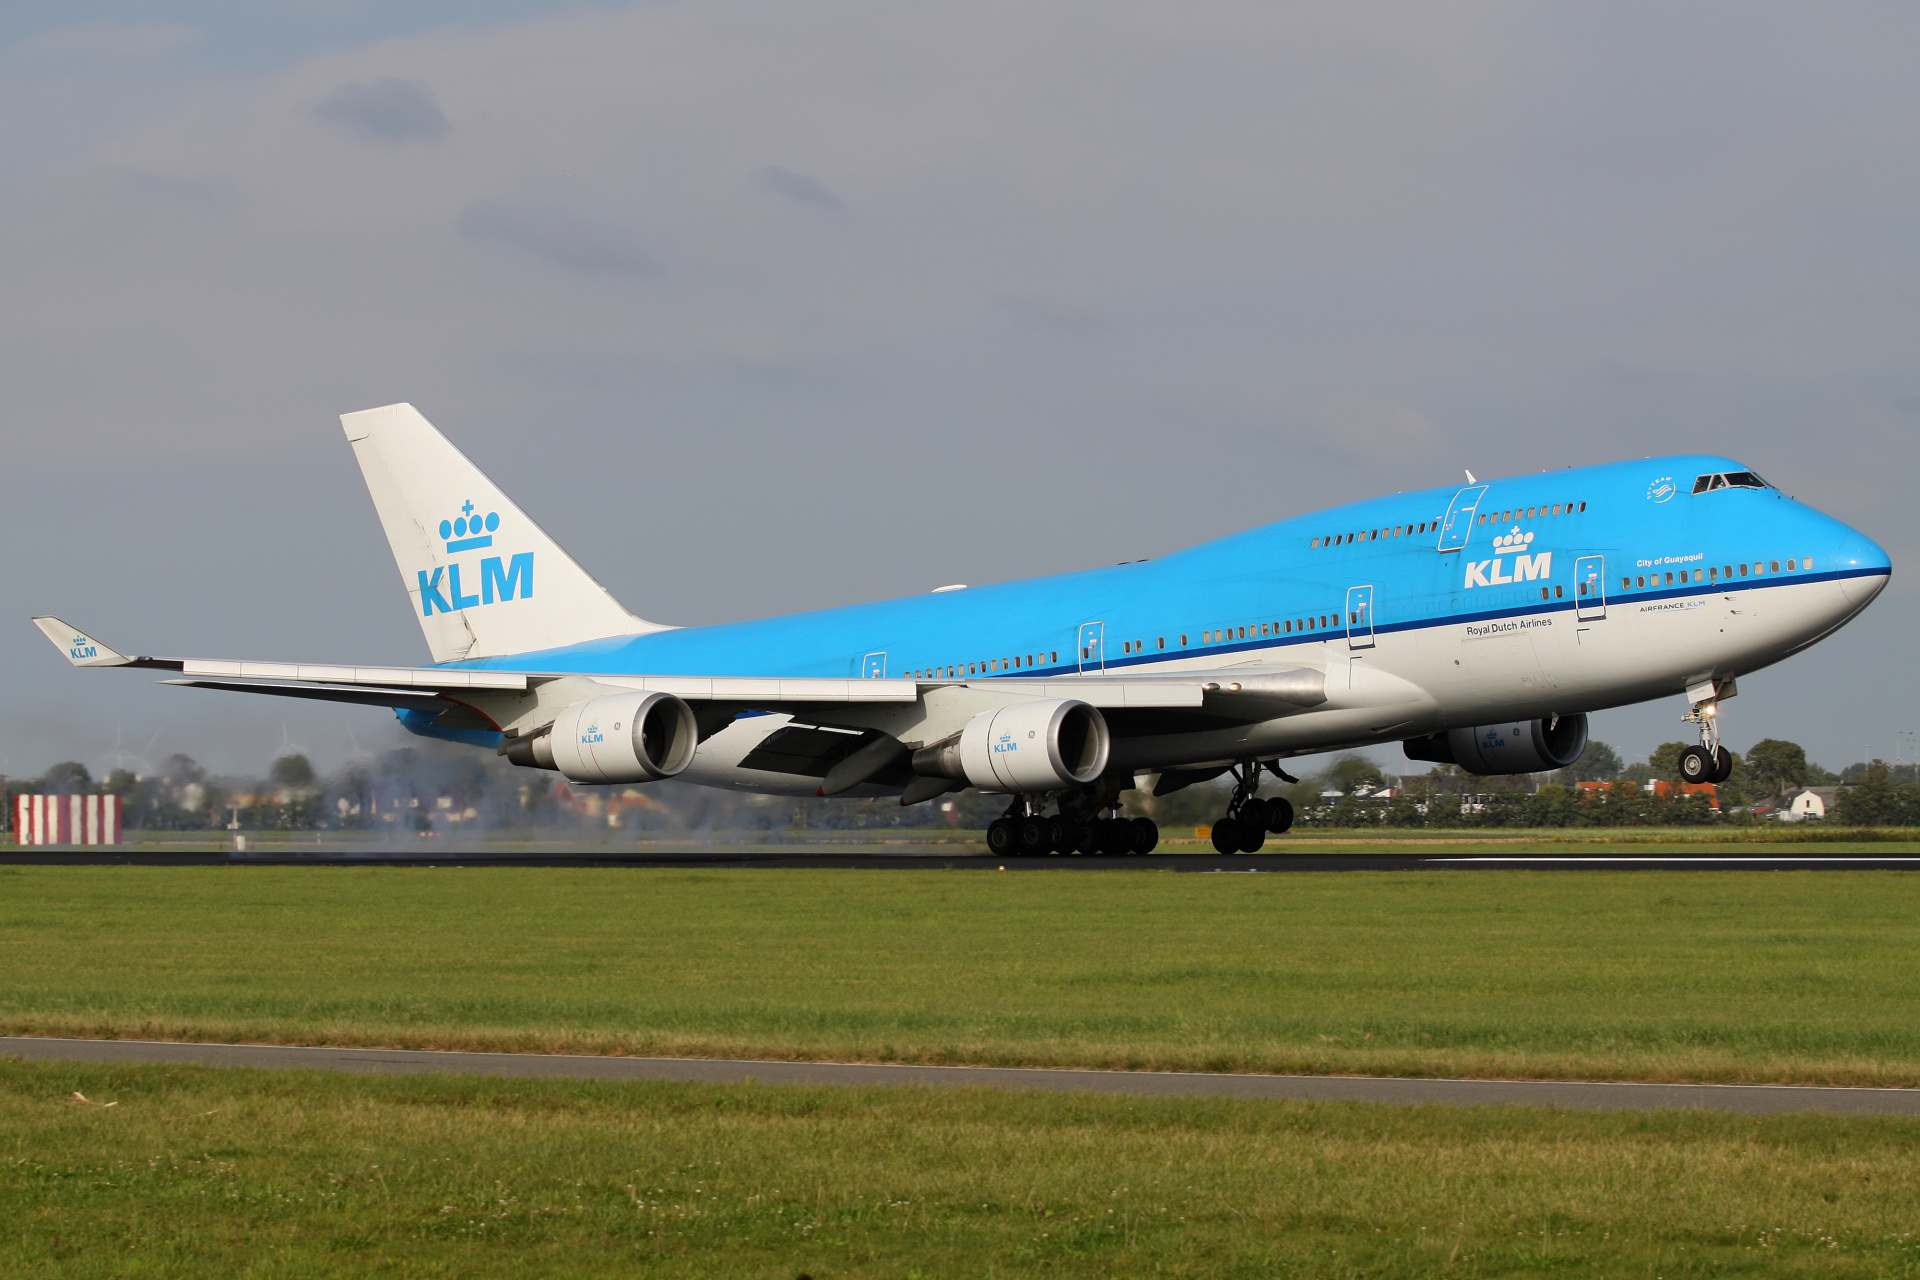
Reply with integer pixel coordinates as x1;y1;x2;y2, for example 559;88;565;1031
5;1037;1919;1115
1434;856;1920;864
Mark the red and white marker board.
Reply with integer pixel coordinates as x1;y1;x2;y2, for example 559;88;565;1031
13;794;122;845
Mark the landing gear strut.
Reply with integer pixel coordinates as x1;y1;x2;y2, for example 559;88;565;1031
1210;761;1296;854
1678;685;1736;784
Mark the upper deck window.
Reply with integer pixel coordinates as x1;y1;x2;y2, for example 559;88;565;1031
1692;471;1772;494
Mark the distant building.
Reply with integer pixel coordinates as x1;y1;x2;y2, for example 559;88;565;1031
1782;786;1842;821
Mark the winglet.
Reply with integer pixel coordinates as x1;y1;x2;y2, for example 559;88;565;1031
31;616;133;667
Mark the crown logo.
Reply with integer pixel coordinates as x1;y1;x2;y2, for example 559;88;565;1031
439;500;499;553
1492;526;1534;552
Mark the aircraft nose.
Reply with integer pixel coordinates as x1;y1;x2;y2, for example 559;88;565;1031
1831;527;1891;605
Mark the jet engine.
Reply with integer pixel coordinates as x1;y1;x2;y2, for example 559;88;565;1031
912;698;1110;793
1403;714;1588;776
535;691;700;784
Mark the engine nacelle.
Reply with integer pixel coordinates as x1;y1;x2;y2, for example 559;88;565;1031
548;691;699;784
1403;714;1588;776
913;698;1110;793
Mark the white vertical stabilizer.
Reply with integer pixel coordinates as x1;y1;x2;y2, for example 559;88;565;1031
342;403;667;664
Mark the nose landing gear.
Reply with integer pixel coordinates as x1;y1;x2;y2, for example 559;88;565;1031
1209;760;1297;854
1678;682;1737;784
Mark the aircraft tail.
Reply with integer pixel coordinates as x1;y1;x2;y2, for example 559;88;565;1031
342;403;668;664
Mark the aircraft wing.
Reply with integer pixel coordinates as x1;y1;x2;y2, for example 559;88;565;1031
30;616;1314;713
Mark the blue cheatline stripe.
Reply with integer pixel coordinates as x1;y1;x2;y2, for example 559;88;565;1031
952;564;1886;680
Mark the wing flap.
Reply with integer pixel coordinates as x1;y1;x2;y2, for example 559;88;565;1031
159;679;451;708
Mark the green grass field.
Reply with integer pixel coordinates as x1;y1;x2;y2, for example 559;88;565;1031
8;1059;1920;1278
8;865;1920;1085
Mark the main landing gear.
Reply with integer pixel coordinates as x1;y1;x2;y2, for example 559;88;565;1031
1677;685;1736;785
986;795;1158;857
1210;761;1296;854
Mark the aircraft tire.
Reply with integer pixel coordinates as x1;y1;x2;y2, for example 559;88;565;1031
1045;816;1073;854
1239;797;1270;831
1131;817;1159;854
1238;822;1267;853
1711;747;1735;783
1095;819;1130;856
1266;796;1295;833
1016;817;1050;856
1678;746;1714;784
986;819;1017;856
1072;821;1101;856
1210;818;1243;854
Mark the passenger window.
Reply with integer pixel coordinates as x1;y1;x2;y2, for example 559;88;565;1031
1157;637;1165;650
1636;576;1645;588
1802;558;1812;570
1770;560;1779;573
1311;537;1320;547
1284;620;1292;633
1709;566;1718;579
1738;564;1748;577
1179;634;1187;646
1578;501;1587;512
1786;558;1796;571
1554;585;1564;598
1665;572;1674;585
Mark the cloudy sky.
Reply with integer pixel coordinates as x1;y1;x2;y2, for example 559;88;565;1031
3;1;1916;781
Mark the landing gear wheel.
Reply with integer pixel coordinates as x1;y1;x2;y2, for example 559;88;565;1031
1678;745;1714;784
1240;797;1271;832
1711;746;1734;783
1016;817;1050;856
1211;817;1244;854
1130;817;1159;854
1097;818;1133;856
1238;821;1267;853
1045;816;1072;854
1071;821;1101;856
986;819;1016;855
1265;796;1295;834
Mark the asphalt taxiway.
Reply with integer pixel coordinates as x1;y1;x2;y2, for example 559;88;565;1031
7;1036;1917;1115
3;849;1919;870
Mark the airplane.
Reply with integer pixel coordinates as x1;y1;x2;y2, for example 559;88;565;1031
36;403;1892;855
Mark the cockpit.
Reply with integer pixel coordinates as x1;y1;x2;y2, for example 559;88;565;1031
1692;471;1771;494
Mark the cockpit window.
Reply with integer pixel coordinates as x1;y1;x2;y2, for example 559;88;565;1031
1692;471;1771;494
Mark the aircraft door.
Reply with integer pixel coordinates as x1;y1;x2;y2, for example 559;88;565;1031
1574;556;1606;621
862;651;887;678
1436;485;1488;552
1077;621;1106;673
1346;585;1375;650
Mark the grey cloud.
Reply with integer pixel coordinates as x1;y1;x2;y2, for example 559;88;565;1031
994;293;1113;337
313;77;449;143
752;165;842;208
119;169;240;212
458;197;660;275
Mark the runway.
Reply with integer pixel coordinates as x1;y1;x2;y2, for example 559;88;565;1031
4;849;1920;870
7;1036;1919;1115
